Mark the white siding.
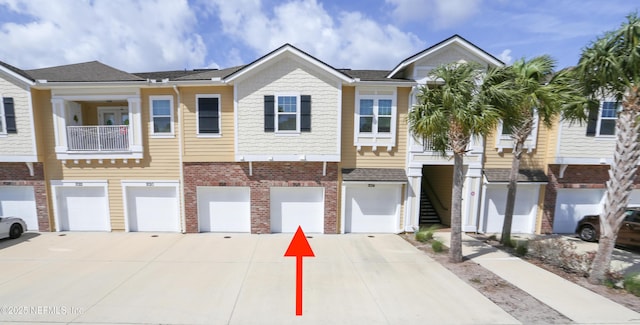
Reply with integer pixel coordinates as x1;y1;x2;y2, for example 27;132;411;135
0;75;35;158
557;121;615;161
236;56;340;156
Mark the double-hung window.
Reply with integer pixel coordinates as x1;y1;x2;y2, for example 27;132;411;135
0;97;16;135
150;96;173;136
354;89;397;151
357;97;394;135
598;101;617;136
197;95;221;136
277;95;298;132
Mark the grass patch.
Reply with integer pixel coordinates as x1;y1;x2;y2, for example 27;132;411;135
515;241;528;257
623;273;640;296
415;225;440;243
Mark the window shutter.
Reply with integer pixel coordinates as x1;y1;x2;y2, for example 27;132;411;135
3;97;16;133
198;97;219;134
585;106;599;136
264;95;275;132
301;95;311;132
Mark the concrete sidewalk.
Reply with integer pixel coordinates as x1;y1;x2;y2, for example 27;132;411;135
435;232;640;324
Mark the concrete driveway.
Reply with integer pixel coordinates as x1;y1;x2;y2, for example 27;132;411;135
0;232;518;325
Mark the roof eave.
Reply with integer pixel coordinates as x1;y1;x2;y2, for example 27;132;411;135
353;80;417;87
0;65;35;86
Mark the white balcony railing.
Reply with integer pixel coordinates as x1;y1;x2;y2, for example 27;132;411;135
67;126;130;152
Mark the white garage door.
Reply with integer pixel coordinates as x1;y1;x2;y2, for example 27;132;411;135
127;187;179;232
482;185;539;234
270;187;324;233
57;186;110;231
553;189;604;233
345;185;400;233
0;186;38;231
198;187;250;232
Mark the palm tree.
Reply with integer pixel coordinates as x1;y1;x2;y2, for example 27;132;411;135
497;55;571;245
409;62;505;262
572;13;640;284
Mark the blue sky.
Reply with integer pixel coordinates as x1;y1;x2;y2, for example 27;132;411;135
0;0;638;73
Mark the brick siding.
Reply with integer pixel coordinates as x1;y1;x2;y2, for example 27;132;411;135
183;162;338;234
0;162;50;231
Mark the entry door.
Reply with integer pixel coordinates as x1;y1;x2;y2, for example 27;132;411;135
99;107;129;126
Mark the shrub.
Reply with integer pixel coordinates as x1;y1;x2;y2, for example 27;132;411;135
527;238;595;276
415;225;440;243
432;239;444;253
623;273;640;296
515;241;528;257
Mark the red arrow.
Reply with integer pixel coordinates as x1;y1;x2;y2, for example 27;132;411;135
284;226;315;316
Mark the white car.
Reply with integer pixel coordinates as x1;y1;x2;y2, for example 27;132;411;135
0;217;27;239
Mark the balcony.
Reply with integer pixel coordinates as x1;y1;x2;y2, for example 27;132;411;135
67;126;130;152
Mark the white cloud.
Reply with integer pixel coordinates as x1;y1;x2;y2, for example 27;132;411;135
385;0;482;28
498;49;512;65
205;0;425;69
0;0;209;71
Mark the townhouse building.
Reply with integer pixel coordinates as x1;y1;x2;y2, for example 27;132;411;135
0;34;611;236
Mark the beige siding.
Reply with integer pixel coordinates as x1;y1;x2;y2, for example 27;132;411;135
38;88;182;231
341;86;410;168
557;120;615;159
181;86;235;162
236;57;340;156
483;122;554;170
0;74;35;157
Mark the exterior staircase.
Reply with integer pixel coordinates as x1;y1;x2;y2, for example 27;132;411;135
419;187;442;225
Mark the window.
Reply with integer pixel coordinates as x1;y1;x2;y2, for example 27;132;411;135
0;97;16;134
197;95;220;135
586;101;619;137
598;101;617;136
277;96;298;132
150;96;173;136
264;95;311;133
357;97;394;135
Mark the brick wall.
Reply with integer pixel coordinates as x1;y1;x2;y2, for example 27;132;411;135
542;164;640;234
0;162;50;231
183;162;338;234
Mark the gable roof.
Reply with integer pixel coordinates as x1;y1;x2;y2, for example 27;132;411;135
224;44;354;83
0;60;35;85
339;69;414;83
387;34;504;79
26;61;145;82
133;69;217;81
174;66;246;81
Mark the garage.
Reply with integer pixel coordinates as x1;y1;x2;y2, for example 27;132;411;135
553;189;605;233
197;186;250;232
344;184;401;233
125;184;180;232
481;184;539;234
270;187;324;233
55;185;110;231
0;186;38;231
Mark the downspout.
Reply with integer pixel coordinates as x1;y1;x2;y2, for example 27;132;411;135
173;85;186;233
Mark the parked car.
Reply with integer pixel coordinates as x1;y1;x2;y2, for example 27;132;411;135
576;208;640;247
0;217;27;239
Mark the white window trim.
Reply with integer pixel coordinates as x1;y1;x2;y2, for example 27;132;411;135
275;93;301;134
196;94;222;138
495;112;539;153
354;88;397;150
596;101;618;138
0;93;6;135
149;95;174;138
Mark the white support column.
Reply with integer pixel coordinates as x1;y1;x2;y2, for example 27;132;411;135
462;165;483;232
51;98;67;152
405;176;420;232
127;97;142;153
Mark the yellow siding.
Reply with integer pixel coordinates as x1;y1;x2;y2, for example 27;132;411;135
483;122;554;170
341;86;410;168
37;88;182;231
181;86;235;162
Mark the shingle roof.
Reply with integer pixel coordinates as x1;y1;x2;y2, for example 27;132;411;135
339;69;414;82
342;168;407;182
26;61;145;82
174;66;246;81
0;60;34;81
483;168;548;183
133;69;217;81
